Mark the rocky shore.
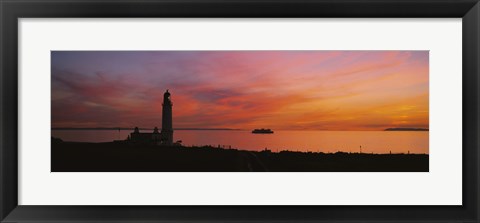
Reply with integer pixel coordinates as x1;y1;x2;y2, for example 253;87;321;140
51;139;429;172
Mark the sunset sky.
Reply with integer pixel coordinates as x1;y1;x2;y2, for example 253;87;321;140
51;51;428;131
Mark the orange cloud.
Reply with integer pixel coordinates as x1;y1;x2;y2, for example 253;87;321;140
52;51;429;130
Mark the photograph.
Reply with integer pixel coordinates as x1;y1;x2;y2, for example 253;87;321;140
51;50;429;172
3;0;478;221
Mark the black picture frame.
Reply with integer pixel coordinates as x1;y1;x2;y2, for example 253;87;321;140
1;0;479;222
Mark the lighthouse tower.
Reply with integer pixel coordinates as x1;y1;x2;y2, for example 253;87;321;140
160;89;173;145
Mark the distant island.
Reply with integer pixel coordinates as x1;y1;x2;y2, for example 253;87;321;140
52;127;242;131
385;128;429;131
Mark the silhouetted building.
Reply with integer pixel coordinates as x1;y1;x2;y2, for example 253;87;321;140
160;89;174;145
128;90;174;146
129;127;161;145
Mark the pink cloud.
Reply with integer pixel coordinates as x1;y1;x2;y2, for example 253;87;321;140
52;51;429;130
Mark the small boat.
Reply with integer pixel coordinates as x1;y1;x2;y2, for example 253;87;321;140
252;128;274;134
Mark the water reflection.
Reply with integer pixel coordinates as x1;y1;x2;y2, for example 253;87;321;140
52;130;428;154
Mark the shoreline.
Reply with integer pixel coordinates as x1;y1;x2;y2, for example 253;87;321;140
52;138;429;172
53;136;427;155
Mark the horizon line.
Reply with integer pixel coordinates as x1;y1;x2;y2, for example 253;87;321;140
51;127;429;131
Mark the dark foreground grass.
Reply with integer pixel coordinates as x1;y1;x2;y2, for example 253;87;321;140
51;140;428;172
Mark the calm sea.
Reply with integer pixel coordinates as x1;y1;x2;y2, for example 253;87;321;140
51;130;429;154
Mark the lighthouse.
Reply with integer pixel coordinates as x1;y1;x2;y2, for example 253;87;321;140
160;89;173;145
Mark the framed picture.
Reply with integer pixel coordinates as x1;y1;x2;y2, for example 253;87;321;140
1;0;478;222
